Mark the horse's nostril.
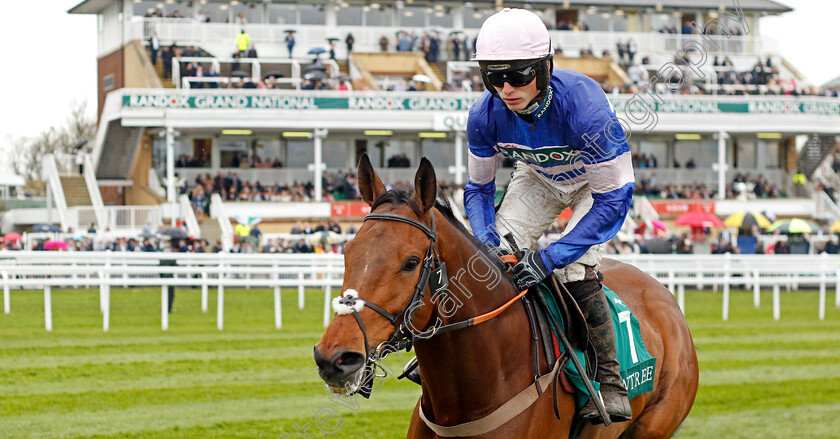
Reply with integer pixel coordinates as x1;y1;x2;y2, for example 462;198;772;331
334;351;365;374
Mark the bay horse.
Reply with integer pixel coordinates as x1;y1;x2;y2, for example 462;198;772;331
315;155;698;438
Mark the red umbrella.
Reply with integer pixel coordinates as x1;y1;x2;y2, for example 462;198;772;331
2;233;21;243
44;240;69;250
674;212;724;228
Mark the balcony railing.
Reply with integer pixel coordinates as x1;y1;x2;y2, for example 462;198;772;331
132;18;780;60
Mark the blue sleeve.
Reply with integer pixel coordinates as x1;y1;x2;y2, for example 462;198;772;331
540;76;634;270
464;93;501;247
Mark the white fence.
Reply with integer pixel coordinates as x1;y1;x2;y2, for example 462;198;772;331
1;252;838;332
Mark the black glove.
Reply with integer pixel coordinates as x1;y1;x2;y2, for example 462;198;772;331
511;248;551;291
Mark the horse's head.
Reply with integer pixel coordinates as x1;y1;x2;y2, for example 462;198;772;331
314;154;440;395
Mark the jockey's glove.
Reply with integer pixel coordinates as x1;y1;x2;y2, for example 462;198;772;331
511;248;555;291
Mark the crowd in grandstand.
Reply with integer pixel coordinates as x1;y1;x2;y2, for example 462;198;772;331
635;172;785;200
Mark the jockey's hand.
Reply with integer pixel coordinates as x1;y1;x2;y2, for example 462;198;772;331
511;248;553;291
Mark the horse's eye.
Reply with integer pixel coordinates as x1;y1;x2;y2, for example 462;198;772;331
402;256;421;272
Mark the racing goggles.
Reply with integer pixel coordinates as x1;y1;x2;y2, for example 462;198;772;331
484;65;538;88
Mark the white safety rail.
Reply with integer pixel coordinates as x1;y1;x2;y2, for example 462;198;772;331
1;253;838;333
0;252;343;332
611;253;840;321
210;193;234;252
134;18;780;59
178;194;201;239
83;153;107;229
42;154;69;231
173;56;336;90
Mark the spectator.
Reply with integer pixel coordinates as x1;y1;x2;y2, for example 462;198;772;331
345;32;355;56
148;32;160;66
285;32;295;58
236;29;250;55
379;35;389;52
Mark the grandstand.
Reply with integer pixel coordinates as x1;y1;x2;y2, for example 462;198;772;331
5;0;839;252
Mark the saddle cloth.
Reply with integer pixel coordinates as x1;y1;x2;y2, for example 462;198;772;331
536;283;657;409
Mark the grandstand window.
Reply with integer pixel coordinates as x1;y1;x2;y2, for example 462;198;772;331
581;11;612;32
429;8;454;28
269;4;297;25
287;140;316;168
299;3;327;25
253;139;283;166
735;139;757;169
650;12;678;33
420;139;454;170
763;141;781;168
219;139;248;168
635;140;668;166
463;9;493;28
398;6;426;27
674;139;720;168
366;5;395;26
232;5;260;24
384;139;415;168
324;141;349;169
337;6;363;26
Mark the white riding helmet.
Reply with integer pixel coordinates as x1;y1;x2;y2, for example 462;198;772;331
472;8;552;62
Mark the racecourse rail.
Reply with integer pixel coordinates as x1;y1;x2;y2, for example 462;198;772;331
0;252;838;332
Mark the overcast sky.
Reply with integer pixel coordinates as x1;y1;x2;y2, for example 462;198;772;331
0;0;837;144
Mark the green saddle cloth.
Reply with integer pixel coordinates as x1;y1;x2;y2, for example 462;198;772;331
535;283;656;409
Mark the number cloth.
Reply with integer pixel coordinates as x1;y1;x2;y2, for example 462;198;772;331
538;283;656;408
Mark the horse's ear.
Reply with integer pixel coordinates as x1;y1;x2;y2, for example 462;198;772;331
413;157;437;213
357;153;387;206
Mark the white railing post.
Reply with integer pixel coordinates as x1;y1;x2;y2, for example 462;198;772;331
773;284;781;321
819;273;826;321
44;286;52;332
274;266;282;330
677;284;685;315
103;276;110;332
836;269;840;309
201;271;208;313
161;284;169;331
298;271;305;310
324;279;332;328
722;283;730;321
752;270;760;308
217;254;224;331
2;271;9;314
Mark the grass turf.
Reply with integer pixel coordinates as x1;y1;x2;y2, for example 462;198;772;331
0;287;839;438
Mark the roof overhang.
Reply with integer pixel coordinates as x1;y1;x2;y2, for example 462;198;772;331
68;0;113;15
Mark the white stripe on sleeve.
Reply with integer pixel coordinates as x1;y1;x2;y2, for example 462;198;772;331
468;150;499;185
585;151;635;194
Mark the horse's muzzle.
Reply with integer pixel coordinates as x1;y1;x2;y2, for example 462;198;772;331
314;345;365;389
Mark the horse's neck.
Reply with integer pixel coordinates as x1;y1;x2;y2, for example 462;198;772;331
414;215;537;424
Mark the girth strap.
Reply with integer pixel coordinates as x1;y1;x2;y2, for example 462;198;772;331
418;359;563;438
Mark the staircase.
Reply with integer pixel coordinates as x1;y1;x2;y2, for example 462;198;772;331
335;60;349;75
96;120;142;180
430;62;446;84
797;135;833;178
199;218;222;245
153;59;175;88
60;176;92;206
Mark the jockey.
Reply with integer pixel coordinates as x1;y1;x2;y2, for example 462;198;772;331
464;8;634;424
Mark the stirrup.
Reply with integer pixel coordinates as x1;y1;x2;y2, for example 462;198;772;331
398;356;422;385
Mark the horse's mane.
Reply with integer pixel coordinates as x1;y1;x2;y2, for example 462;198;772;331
370;187;510;275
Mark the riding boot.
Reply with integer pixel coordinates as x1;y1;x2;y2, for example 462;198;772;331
569;280;632;424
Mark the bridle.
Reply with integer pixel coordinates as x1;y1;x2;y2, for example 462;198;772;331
334;209;527;398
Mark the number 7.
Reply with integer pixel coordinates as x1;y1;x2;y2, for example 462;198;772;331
618;310;638;364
